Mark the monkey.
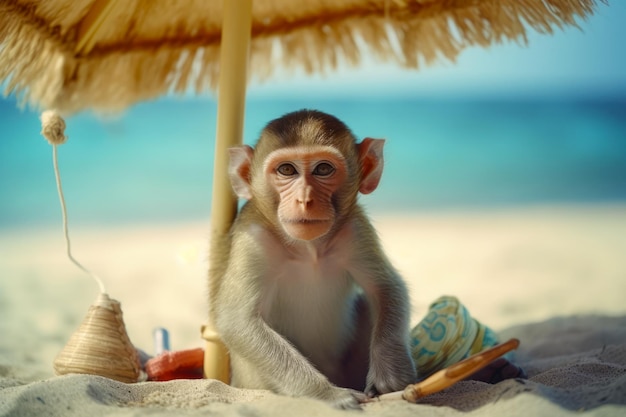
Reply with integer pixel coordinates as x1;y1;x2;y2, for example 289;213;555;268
209;110;417;409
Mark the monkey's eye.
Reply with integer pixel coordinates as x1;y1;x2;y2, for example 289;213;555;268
277;163;297;176
312;162;335;177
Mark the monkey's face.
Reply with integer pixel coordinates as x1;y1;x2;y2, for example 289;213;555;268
228;111;386;243
264;146;348;241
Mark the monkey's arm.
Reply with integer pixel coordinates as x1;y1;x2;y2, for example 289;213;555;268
350;218;417;395
213;230;364;408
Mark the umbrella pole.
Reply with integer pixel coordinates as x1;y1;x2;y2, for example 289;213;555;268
203;0;252;383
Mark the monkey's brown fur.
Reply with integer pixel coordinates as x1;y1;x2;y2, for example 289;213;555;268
209;110;416;409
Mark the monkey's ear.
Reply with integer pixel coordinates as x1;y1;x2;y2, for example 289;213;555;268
357;138;385;194
228;146;254;200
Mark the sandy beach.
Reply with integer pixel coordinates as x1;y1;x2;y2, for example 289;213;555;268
1;203;625;416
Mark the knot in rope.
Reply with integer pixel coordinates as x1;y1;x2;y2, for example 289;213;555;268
40;110;68;145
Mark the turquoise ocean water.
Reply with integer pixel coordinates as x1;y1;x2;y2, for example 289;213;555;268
1;96;625;228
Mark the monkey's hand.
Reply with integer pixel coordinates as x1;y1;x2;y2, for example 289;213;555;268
321;386;369;410
365;342;417;397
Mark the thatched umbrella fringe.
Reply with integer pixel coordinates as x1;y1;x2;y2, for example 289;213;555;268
1;0;599;114
0;3;66;110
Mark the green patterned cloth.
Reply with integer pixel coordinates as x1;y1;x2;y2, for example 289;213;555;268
410;296;499;378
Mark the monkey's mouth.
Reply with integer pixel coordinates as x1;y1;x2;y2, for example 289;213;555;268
283;219;330;224
281;218;333;241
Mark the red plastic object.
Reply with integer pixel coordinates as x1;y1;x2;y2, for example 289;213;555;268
145;348;205;381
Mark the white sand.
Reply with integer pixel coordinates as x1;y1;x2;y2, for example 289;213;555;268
1;204;625;416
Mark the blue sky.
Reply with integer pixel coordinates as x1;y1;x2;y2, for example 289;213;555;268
248;1;626;99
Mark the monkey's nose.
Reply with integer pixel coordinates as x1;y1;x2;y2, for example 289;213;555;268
297;186;313;208
297;197;313;207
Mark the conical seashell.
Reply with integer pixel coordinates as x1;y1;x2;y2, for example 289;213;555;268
53;293;141;383
410;295;499;378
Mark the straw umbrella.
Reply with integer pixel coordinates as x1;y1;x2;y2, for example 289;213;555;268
0;0;601;383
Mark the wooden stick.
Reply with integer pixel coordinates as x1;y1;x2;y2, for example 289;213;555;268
203;0;252;384
378;338;520;403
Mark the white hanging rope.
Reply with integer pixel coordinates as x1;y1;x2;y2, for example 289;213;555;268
41;110;106;294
